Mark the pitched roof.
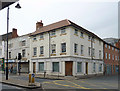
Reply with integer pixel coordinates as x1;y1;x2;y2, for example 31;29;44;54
31;19;71;36
0;32;13;41
30;19;103;41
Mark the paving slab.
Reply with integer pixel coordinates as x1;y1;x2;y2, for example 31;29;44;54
0;76;41;89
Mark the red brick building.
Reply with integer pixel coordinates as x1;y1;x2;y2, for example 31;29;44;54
104;42;119;75
115;39;120;73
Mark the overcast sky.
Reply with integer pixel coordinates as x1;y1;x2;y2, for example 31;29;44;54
0;0;119;39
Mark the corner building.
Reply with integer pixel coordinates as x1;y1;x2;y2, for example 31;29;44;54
29;19;104;76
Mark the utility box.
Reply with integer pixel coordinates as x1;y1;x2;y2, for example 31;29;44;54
28;73;35;86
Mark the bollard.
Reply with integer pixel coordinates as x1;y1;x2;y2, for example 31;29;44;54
29;74;31;83
28;73;35;86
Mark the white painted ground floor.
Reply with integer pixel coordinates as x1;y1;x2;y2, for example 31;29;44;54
29;57;104;76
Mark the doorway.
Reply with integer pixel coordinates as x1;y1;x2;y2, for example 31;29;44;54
65;61;73;76
86;62;88;75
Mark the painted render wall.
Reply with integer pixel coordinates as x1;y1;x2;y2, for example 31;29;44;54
29;26;104;76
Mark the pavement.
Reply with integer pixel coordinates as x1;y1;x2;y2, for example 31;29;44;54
0;72;41;89
0;71;119;91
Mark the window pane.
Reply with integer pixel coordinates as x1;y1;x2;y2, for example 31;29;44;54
77;62;82;72
40;33;44;39
81;32;83;37
53;62;59;72
61;43;66;53
81;45;84;55
51;44;56;53
40;46;44;54
74;43;78;53
61;29;65;34
74;29;78;35
39;62;44;72
33;47;37;56
22;49;25;57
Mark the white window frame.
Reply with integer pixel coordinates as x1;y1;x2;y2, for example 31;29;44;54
74;29;78;35
88;47;91;56
61;43;66;53
51;44;56;54
22;49;26;57
40;33;44;39
51;30;56;36
39;62;44;72
74;43;78;53
80;32;84;37
81;45;84;55
33;47;37;56
40;46;44;55
61;28;66;34
77;62;82;73
52;62;59;72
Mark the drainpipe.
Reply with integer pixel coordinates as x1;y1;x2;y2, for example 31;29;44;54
91;37;93;60
48;31;50;58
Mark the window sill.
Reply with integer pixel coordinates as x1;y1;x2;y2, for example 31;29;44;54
33;56;37;57
39;55;44;57
74;34;78;36
33;40;37;42
39;38;44;40
50;35;56;38
22;57;27;60
60;53;66;55
50;54;56;56
81;54;84;56
60;33;67;36
80;36;84;39
74;53;78;55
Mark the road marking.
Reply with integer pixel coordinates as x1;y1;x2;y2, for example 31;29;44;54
52;80;91;89
43;82;51;83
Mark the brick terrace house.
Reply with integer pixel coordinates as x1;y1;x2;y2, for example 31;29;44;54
115;39;120;73
104;41;119;75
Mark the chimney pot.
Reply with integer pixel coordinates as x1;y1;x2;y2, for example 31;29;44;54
12;28;18;38
36;20;43;31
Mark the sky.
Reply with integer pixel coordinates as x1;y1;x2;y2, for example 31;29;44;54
0;0;119;39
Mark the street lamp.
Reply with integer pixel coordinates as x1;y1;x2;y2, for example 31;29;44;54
6;2;21;80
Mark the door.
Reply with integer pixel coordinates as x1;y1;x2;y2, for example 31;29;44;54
65;61;73;76
86;62;88;75
33;62;36;73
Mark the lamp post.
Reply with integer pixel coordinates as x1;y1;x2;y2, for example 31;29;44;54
5;2;21;80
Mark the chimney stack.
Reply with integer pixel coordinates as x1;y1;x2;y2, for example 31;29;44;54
36;20;43;31
12;28;18;38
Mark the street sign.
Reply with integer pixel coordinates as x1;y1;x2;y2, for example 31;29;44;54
32;74;35;77
0;0;19;10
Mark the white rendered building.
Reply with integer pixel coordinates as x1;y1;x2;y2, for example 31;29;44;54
29;19;104;76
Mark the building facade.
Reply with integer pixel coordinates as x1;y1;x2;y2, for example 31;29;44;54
29;19;104;76
0;29;17;71
5;31;31;73
104;42;119;75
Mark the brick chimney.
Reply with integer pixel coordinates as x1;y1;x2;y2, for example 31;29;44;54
12;28;18;38
36;20;43;31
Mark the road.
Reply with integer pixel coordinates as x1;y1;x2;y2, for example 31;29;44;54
1;83;23;90
1;73;119;90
